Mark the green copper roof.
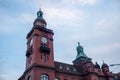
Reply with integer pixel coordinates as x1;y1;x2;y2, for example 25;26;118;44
94;62;100;69
37;8;43;18
102;62;109;69
76;42;87;59
34;9;47;25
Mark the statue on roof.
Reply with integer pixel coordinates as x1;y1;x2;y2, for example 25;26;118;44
76;42;87;59
77;42;84;53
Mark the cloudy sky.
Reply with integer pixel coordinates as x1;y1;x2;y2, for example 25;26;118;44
0;0;120;80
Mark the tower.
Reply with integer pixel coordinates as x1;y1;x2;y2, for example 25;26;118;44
19;9;55;80
26;9;54;68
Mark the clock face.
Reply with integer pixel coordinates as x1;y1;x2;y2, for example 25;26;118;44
41;37;47;43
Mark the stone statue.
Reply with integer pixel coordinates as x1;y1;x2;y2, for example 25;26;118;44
77;42;83;53
76;42;87;59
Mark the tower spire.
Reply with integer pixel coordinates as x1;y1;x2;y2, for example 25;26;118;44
34;8;47;26
37;8;43;18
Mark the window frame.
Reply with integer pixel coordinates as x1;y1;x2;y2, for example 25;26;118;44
41;74;49;80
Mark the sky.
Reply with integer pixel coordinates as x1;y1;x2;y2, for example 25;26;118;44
0;0;120;80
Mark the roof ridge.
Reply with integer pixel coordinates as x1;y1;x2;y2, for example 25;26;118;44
54;61;73;66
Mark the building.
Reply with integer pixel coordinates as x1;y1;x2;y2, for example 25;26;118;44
18;9;117;80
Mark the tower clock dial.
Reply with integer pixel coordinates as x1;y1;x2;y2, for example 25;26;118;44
41;37;47;43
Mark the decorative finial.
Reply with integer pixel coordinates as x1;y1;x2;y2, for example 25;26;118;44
96;62;98;64
37;8;43;18
39;3;41;10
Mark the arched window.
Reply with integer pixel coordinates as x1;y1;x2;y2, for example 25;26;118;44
41;74;49;80
55;78;59;80
27;75;32;80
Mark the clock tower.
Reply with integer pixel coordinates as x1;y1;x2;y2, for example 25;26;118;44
20;9;55;80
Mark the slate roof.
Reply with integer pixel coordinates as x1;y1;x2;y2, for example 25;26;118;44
55;61;83;75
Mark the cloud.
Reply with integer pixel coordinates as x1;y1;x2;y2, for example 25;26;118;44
89;42;120;55
0;70;21;80
46;8;76;20
19;13;35;23
44;7;85;30
0;15;18;34
0;12;35;34
28;0;99;12
95;17;120;32
83;14;120;40
61;0;98;6
79;0;98;5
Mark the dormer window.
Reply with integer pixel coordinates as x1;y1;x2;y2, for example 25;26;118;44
73;67;76;72
59;65;62;69
66;67;70;71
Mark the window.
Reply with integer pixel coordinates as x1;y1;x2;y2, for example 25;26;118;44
59;65;62;69
28;56;32;64
44;55;47;63
66;67;70;70
30;39;33;46
41;74;49;80
47;56;49;61
73;67;76;72
27;76;32;80
41;55;42;59
55;78;59;80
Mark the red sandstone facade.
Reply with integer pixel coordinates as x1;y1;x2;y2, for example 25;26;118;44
18;10;118;80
